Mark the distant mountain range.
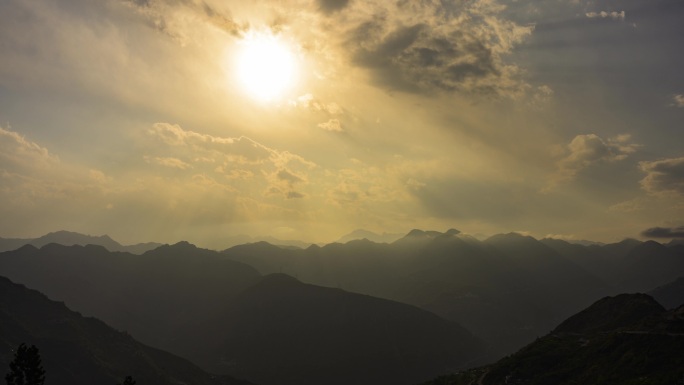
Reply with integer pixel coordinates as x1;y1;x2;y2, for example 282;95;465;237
0;231;162;254
0;242;486;385
0;276;250;385
420;293;684;384
2;227;683;384
223;229;684;356
335;229;405;244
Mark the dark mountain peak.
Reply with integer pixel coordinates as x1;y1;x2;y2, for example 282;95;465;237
146;241;199;255
484;233;545;251
344;238;376;246
42;230;82;238
554;293;665;334
444;228;461;236
618;237;642;246
633;239;667;251
224;240;281;254
486;232;531;242
402;229;444;239
406;229;427;237
13;244;39;254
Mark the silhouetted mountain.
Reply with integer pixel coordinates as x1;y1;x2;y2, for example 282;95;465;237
0;242;261;356
201;274;486;385
336;229;404;244
0;231;162;254
224;229;610;357
601;237;643;258
649;277;684;309
216;234;312;249
0;242;487;385
618;240;684;292
421;294;684;385
0;276;251;385
554;293;665;334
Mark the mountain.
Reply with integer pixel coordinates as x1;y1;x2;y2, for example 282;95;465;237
553;293;666;334
336;229;404;244
421;293;684;385
0;242;261;356
617;241;684;292
649;277;684;309
0;231;162;254
216;234;312;249
223;230;610;357
0;242;486;385
198;274;486;385
0;276;250;385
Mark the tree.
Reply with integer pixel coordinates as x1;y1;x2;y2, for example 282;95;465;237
5;343;46;385
118;375;136;385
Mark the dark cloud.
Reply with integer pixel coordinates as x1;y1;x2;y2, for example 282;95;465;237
318;0;351;14
639;157;684;195
342;1;531;97
201;2;244;36
641;226;684;238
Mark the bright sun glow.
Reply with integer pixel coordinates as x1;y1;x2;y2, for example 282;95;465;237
235;32;298;102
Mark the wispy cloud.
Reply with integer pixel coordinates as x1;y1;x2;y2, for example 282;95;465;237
585;11;625;20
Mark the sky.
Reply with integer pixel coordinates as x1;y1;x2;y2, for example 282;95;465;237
1;0;683;248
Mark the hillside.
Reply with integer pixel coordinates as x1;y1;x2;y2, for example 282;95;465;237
0;276;250;385
420;294;684;385
0;242;262;355
201;274;486;385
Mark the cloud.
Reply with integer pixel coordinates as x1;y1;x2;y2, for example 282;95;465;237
0;125;59;172
122;0;245;41
544;134;638;191
339;1;533;97
673;94;684;108
639;157;684;195
144;156;192;170
148;123;277;165
317;0;351;14
641;226;684;239
318;119;343;132
585;11;626;20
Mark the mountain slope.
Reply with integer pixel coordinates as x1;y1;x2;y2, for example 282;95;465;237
420;294;684;385
0;242;261;356
0;276;250;385
649;276;684;309
202;274;486;385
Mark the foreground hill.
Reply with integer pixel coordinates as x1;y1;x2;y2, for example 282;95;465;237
0;230;161;254
0;276;249;385
420;293;684;385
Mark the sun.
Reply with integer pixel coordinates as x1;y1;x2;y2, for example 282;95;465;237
234;31;299;102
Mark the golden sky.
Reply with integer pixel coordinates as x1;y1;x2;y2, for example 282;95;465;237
1;0;683;247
